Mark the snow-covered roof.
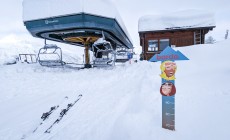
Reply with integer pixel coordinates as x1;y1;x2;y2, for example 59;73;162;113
22;0;131;42
23;0;117;22
138;10;216;32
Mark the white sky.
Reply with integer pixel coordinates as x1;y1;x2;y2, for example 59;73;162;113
0;0;229;48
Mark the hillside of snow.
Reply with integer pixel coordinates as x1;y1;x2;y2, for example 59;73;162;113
0;35;84;66
0;39;230;140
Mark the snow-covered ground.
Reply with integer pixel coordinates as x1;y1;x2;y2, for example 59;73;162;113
0;39;230;140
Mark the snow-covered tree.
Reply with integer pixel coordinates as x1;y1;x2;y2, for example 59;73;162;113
225;30;229;40
205;36;216;44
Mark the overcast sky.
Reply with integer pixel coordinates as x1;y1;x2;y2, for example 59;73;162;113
0;0;229;47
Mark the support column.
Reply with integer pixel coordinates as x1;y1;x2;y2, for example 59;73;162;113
84;42;92;68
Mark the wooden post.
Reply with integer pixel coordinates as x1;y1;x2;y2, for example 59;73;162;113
84;40;92;68
84;43;89;64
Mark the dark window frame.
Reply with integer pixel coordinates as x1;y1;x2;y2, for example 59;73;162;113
147;39;158;52
147;38;171;52
159;39;170;51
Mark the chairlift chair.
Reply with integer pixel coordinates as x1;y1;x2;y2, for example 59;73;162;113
19;54;37;64
38;44;65;67
115;49;130;63
92;38;116;67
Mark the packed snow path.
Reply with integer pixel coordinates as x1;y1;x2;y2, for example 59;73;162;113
0;62;160;140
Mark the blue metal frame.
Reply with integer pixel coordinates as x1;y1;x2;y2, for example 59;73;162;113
24;13;133;49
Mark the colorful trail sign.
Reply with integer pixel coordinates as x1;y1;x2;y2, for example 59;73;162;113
149;46;189;131
149;46;189;62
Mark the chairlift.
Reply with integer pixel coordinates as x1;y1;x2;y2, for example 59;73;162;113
19;54;37;64
92;38;115;67
115;49;132;63
38;44;65;67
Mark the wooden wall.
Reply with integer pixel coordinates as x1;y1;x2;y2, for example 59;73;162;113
139;28;211;60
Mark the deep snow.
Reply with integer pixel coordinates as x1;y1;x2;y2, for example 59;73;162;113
0;39;230;140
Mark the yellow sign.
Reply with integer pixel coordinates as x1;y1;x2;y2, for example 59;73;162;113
160;61;177;80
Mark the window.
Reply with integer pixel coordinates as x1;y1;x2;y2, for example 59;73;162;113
147;39;170;52
159;39;170;51
148;40;158;52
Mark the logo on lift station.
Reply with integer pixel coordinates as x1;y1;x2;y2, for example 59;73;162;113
45;19;59;25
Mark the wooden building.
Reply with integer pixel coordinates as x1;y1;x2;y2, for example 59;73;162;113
138;10;216;60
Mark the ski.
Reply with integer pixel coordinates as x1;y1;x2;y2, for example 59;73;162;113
21;96;68;139
33;96;69;133
32;105;59;133
44;94;83;133
21;106;59;139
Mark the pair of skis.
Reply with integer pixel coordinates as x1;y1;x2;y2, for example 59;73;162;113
21;94;82;139
32;105;59;133
45;94;82;133
32;96;69;133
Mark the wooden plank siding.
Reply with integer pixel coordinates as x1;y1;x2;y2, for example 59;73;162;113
139;28;213;60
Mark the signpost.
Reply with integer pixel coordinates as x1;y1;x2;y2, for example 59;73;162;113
149;46;189;131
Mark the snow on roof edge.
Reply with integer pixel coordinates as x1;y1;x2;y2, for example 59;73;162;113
138;25;216;33
138;10;216;32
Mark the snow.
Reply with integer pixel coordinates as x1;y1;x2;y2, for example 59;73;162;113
22;0;132;43
138;9;216;32
0;35;85;66
93;38;109;45
23;0;116;22
0;38;230;140
0;35;38;65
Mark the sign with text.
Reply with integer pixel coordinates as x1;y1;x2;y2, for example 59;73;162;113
149;46;189;62
149;46;189;131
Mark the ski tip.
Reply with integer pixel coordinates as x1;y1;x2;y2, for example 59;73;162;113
79;94;83;97
44;130;50;134
21;134;27;139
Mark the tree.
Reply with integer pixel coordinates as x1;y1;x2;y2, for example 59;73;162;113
225;30;229;40
205;36;215;44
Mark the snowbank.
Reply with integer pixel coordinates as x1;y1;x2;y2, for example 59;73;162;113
0;39;230;140
139;9;216;32
0;35;39;65
0;34;84;65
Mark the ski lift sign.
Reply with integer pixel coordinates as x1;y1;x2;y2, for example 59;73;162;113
149;46;189;131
